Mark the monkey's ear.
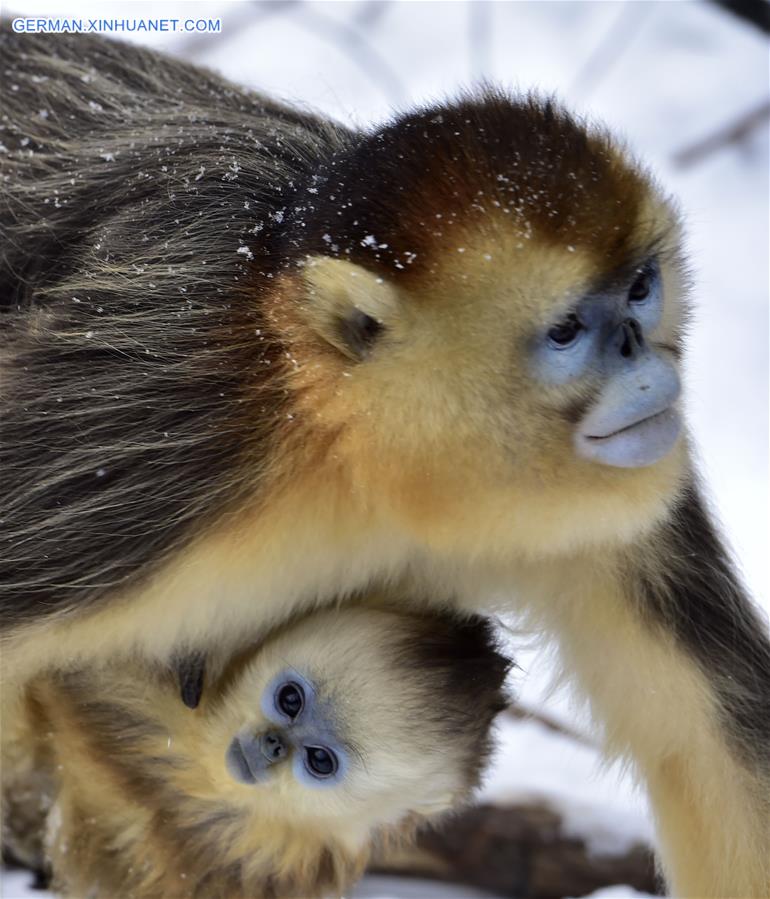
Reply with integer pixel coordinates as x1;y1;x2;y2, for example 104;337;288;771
300;257;399;361
173;651;206;710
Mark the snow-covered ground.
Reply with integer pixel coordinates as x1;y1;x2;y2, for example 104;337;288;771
2;2;767;897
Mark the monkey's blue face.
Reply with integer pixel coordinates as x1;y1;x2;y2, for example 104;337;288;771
531;259;682;468
225;670;349;789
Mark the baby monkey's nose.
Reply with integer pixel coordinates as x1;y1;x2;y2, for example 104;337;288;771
260;730;288;763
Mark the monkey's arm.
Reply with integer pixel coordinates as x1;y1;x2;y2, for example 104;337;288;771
520;483;770;897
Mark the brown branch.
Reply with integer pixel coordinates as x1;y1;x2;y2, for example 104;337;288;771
373;801;661;898
673;98;770;168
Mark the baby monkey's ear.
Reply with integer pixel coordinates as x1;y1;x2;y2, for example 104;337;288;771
173;651;206;709
300;257;399;361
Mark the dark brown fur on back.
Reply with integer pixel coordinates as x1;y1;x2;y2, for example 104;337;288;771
0;29;353;627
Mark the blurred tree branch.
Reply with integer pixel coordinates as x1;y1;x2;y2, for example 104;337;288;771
353;0;392;30
570;2;652;102
506;701;595;748
175;1;299;59
707;0;770;34
673;98;770;167
176;0;405;107
469;1;493;84
291;3;406;106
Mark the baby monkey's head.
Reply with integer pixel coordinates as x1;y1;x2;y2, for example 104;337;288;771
15;605;510;899
203;606;510;841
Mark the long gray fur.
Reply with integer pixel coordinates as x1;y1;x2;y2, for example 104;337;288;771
0;29;353;627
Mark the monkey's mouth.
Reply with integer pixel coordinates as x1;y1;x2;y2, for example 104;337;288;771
576;406;681;469
226;736;263;785
586;408;674;441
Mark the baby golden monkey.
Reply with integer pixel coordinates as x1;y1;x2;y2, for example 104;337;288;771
2;605;510;899
1;30;769;897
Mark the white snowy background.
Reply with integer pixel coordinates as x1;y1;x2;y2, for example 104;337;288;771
1;2;767;898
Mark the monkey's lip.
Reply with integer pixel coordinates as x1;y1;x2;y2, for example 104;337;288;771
576;406;681;468
226;736;263;785
585;407;675;441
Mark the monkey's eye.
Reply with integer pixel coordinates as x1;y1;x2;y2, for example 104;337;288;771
276;682;304;719
628;267;654;303
547;314;584;349
304;745;338;779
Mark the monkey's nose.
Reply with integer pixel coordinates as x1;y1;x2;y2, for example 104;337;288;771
616;317;645;360
260;731;288;764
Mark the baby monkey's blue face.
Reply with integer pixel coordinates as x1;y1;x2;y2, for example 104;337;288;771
226;670;348;789
217;607;510;822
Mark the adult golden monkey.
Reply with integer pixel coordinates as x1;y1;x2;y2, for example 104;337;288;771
1;30;768;897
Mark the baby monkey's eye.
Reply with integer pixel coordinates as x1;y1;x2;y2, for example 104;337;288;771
547;314;584;349
304;745;338;779
276;682;304;719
